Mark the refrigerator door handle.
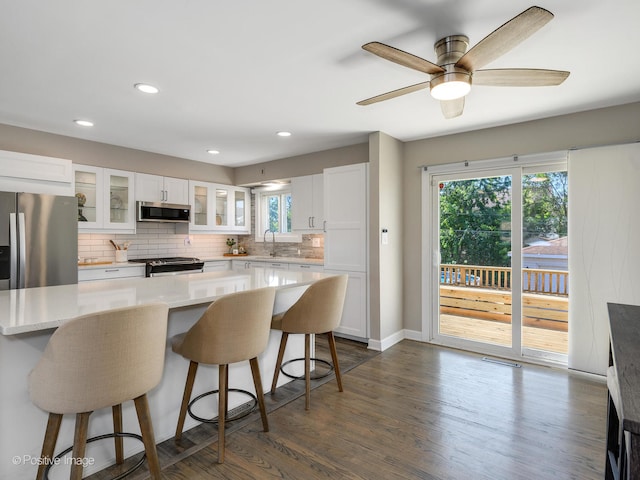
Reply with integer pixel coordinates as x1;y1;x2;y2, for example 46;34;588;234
18;212;26;289
9;213;18;289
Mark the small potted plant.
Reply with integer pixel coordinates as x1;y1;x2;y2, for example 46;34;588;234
226;238;236;254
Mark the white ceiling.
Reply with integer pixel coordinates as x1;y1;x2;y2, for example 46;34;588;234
1;1;639;168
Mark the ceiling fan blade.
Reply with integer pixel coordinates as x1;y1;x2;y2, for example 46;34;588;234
456;6;554;72
473;68;570;86
440;97;465;119
362;42;444;75
357;81;430;106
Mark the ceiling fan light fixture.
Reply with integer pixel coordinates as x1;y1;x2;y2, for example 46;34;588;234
430;72;471;101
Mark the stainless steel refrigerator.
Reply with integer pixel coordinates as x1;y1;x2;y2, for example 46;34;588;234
0;192;78;290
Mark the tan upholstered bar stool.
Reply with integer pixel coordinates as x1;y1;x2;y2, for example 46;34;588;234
172;287;276;464
28;303;169;480
270;274;348;410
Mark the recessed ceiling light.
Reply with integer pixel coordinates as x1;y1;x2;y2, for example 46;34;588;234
276;131;292;137
134;83;159;94
74;119;94;127
207;149;220;155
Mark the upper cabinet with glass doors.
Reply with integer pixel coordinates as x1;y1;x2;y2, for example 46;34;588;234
73;165;135;233
188;180;250;233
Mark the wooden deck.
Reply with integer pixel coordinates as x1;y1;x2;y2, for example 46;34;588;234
440;313;568;354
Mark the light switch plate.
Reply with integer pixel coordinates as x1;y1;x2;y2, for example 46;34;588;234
312;237;321;247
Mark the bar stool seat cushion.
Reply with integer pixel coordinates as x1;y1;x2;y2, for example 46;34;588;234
29;303;169;415
171;289;275;365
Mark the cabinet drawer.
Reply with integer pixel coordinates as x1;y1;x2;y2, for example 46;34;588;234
288;263;324;272
78;265;145;282
262;262;289;270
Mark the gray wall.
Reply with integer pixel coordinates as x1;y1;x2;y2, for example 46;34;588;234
369;132;404;343
0;123;234;184
401;101;640;335
234;143;368;185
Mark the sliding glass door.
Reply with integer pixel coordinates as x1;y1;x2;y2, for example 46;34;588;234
429;160;568;363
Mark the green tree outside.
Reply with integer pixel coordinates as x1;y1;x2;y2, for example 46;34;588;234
439;172;568;267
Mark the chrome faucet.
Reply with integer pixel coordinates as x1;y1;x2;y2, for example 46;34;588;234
263;229;276;257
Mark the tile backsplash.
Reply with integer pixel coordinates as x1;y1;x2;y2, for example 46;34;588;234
78;223;325;263
78;223;229;263
237;233;324;259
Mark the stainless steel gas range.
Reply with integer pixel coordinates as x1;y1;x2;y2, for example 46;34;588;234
129;257;205;277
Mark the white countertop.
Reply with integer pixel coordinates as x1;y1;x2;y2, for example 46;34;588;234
77;255;324;270
0;268;328;335
211;255;325;265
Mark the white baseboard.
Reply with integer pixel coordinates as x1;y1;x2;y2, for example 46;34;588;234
368;329;423;352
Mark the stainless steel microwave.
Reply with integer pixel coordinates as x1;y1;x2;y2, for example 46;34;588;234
137;201;191;223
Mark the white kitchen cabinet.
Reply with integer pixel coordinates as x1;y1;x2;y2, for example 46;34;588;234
324;164;368;272
189;181;251;234
135;173;189;204
189;180;214;231
232;260;259;270
231;188;249;232
231;259;289;270
288;263;324;272
325;270;368;339
0;149;73;196
74;165;135;233
260;261;289;270
78;264;145;282
203;260;230;272
291;174;324;231
324;163;369;339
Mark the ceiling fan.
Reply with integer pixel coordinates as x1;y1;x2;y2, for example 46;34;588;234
357;6;570;118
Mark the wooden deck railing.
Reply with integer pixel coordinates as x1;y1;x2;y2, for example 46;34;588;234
440;264;568;296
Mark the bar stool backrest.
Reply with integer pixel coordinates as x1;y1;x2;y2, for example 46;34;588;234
176;287;276;365
279;275;348;334
28;303;169;415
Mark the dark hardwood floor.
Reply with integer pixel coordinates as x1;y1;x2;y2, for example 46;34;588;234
92;337;608;480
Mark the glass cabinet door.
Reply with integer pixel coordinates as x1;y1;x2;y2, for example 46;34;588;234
193;185;209;227
104;169;135;230
234;189;246;228
216;188;228;227
74;165;103;229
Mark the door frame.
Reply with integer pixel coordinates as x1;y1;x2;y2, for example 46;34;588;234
420;152;568;364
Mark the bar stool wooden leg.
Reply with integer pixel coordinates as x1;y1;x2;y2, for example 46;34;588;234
327;332;343;392
176;360;199;440
218;364;228;464
250;357;269;432
134;393;162;480
271;332;289;393
112;404;124;464
70;412;91;480
305;333;311;410
224;366;229;420
36;413;62;480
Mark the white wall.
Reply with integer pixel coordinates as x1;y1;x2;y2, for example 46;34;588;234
568;142;640;375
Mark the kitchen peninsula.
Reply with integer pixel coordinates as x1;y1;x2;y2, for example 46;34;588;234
0;268;329;480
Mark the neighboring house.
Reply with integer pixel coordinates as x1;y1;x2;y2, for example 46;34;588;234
519;236;569;295
522;236;568;271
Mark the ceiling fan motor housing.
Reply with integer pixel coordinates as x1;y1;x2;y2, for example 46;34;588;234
430;35;472;97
